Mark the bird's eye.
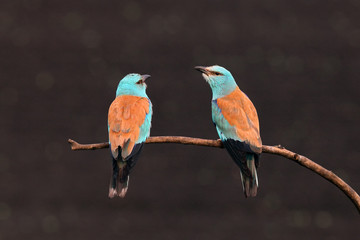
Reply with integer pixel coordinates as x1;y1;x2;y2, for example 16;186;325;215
213;72;221;76
136;80;142;84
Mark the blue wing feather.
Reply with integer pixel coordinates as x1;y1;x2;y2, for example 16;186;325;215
136;99;152;143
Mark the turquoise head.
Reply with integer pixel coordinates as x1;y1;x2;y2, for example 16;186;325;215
195;65;237;99
116;73;151;97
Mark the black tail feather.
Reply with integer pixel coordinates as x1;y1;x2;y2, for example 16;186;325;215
240;153;258;197
222;139;259;197
109;157;129;198
108;143;144;198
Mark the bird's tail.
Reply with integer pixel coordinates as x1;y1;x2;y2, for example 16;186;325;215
108;159;129;198
239;153;258;197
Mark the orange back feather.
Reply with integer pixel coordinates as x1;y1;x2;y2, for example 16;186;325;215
216;87;262;152
108;95;150;159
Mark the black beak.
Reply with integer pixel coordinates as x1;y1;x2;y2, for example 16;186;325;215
194;66;208;75
141;74;151;81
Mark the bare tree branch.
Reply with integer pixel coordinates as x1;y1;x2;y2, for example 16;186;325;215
68;136;360;213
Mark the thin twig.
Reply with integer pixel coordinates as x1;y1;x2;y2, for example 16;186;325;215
68;136;360;213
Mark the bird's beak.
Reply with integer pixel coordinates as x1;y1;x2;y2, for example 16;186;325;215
194;66;209;75
141;74;151;81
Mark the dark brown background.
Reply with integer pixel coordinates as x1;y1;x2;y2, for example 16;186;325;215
0;0;359;239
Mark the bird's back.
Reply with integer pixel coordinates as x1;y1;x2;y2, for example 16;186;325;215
108;95;151;160
212;87;262;153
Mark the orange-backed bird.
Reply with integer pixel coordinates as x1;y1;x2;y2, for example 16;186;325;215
195;65;262;197
108;73;152;198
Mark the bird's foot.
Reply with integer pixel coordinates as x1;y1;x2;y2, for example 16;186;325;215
273;144;284;149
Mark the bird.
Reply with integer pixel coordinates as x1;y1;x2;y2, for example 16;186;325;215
194;65;262;197
107;73;152;198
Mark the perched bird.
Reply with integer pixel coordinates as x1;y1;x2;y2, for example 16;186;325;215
195;65;262;197
107;73;152;198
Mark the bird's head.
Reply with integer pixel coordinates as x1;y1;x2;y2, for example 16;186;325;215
116;73;151;97
194;65;237;99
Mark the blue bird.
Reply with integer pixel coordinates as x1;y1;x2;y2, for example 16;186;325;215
195;65;262;197
108;73;152;198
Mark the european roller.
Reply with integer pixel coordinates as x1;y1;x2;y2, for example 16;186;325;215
195;65;262;197
107;73;152;198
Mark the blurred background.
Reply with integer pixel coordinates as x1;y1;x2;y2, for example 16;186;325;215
0;0;359;239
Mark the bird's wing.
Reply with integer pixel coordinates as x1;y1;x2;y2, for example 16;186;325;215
212;87;262;154
108;95;151;160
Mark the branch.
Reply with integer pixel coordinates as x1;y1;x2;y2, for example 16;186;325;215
68;136;360;213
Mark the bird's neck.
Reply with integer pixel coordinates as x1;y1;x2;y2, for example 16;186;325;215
210;80;237;100
116;85;147;98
